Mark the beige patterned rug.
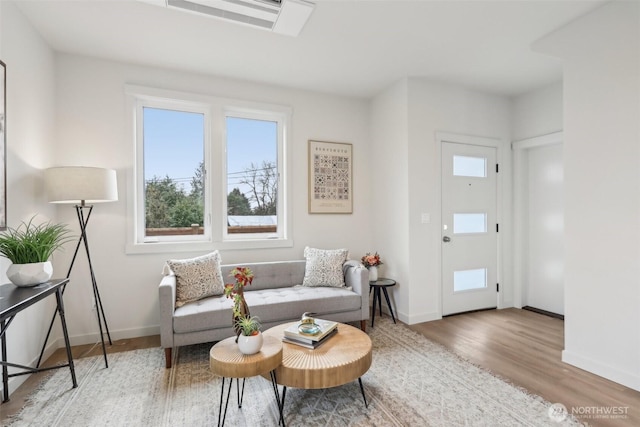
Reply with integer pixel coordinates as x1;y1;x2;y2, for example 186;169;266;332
5;318;580;426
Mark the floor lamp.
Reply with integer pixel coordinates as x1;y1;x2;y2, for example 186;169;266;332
42;166;118;368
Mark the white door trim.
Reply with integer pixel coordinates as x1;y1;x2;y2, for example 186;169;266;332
436;132;505;314
512;131;563;308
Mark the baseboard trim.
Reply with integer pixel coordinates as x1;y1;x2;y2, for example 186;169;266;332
562;349;640;392
443;307;497;318
62;325;161;347
401;311;441;325
522;306;564;320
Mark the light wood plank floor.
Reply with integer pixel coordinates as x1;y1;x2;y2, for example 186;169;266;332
408;308;640;427
2;309;639;426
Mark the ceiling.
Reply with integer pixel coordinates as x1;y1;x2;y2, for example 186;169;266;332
14;0;607;99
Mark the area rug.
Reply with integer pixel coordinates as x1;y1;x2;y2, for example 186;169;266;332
5;317;580;426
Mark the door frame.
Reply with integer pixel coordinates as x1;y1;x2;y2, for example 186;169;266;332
436;132;505;315
512;131;563;308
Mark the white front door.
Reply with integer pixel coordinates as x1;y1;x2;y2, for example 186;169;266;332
441;141;498;316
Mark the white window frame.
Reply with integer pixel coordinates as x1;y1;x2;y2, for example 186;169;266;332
125;85;293;254
222;107;286;242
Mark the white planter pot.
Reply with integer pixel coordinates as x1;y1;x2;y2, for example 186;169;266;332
237;332;264;355
7;261;53;287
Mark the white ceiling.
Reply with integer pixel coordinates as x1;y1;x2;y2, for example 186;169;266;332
14;0;607;99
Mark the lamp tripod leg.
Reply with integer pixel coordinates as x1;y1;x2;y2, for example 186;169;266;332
76;205;111;368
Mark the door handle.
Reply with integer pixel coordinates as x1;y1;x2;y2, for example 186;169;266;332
443;236;451;242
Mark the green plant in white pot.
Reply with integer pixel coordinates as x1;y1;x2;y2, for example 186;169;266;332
0;217;72;287
235;315;263;355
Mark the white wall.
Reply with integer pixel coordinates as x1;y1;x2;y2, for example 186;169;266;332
407;79;512;323
0;0;59;396
512;82;563;142
370;79;410;321
534;0;640;391
51;54;373;345
371;78;512;324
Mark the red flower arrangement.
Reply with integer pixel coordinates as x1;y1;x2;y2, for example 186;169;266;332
224;267;254;317
361;252;383;268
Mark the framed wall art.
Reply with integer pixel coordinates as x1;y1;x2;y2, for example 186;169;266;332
308;140;353;214
0;60;5;230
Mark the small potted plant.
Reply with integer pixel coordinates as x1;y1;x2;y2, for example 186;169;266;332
361;252;383;281
0;217;72;287
225;267;254;341
235;315;263;355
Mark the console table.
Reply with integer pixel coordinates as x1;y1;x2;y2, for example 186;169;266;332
0;278;77;402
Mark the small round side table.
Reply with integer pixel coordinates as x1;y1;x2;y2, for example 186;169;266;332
369;278;397;327
210;334;284;427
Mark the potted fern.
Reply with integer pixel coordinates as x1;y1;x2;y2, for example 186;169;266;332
235;315;263;355
0;218;72;287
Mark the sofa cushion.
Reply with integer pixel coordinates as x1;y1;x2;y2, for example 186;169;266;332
302;247;348;287
167;251;224;307
173;286;361;334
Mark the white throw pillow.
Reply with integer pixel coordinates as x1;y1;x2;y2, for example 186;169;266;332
302;246;349;288
167;251;224;307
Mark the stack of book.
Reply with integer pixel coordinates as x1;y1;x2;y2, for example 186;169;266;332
282;318;338;349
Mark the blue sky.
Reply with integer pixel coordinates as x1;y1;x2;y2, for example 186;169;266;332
143;108;276;195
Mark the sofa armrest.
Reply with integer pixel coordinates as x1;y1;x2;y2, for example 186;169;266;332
159;274;177;349
344;260;369;321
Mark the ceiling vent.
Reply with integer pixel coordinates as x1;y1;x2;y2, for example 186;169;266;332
153;0;314;36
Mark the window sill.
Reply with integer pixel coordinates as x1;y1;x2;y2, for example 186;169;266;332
125;237;293;255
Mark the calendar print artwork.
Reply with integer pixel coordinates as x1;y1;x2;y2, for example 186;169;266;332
308;140;353;214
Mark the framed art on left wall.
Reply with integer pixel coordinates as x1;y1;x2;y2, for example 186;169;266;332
0;60;5;230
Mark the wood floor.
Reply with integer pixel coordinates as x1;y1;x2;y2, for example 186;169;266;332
2;308;639;426
408;308;640;427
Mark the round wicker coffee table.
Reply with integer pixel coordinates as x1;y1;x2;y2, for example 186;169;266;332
262;321;372;411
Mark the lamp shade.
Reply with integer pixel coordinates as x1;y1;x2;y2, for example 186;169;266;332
45;166;118;204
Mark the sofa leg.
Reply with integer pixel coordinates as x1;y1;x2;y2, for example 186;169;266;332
360;320;367;333
165;348;172;369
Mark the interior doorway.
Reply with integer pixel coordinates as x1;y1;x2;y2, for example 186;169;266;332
513;132;564;316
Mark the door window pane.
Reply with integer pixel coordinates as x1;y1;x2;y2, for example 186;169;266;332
453;213;487;234
454;268;487;292
453;155;486;177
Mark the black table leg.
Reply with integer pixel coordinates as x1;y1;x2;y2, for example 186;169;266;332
237;378;246;408
218;377;234;427
269;371;286;427
1;319;7;402
55;288;78;389
358;377;368;408
371;287;379;327
382;288;397;324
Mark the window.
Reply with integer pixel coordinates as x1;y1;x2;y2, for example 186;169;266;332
453;155;487;178
143;107;206;241
453;213;487;234
224;113;283;240
126;86;291;253
453;268;488;292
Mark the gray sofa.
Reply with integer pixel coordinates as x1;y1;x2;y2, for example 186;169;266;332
159;259;369;367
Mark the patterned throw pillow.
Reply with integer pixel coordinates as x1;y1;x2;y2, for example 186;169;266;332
167;251;224;307
302;246;349;288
